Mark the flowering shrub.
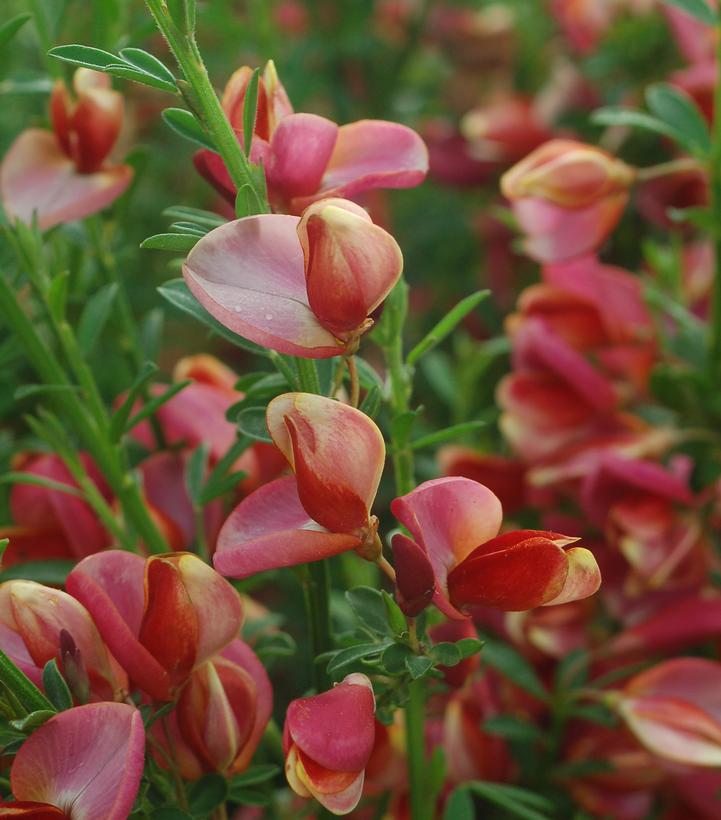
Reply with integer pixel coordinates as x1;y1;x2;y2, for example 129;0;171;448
0;0;720;818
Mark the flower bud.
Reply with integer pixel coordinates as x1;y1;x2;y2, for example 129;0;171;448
284;673;376;815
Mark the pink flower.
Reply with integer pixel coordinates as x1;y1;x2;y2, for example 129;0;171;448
391;477;601;618
214;393;385;578
194;61;427;214
66;551;243;701
1;69;132;230
183;199;402;357
0;702;144;819
501;139;635;262
284;673;376;815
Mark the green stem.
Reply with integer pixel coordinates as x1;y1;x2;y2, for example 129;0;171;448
0;274;168;554
144;0;268;211
296;356;321;394
709;25;721;378
635;156;704;182
405;680;427;820
301;561;332;692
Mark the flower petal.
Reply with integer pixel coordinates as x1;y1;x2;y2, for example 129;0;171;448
296;120;428;209
11;703;145;820
390;477;503;592
447;535;569;611
1;129;132;231
542;547;601;606
183;214;341;357
267;113;338;202
214;476;361;578
286;673;375;771
266;393;385;532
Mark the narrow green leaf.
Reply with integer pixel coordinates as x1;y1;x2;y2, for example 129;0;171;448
467;782;554;816
103;63;177;93
162;107;215;151
77;283;119;353
236;406;272;443
444;788;474;820
405;654;433;679
346;587;390;635
429;642;462;667
14;384;78;400
381;590;407;637
42;660;73;711
645;83;711;157
141;232;198;253
391;409;421;447
661;0;717;25
456;637;484;659
9;709;55;732
0;13;32;50
124;380;191;433
354;356;384;389
118;47;175;85
229;764;279;788
410;420;487;450
158;279;269;357
243;68;261;156
0;472;83;498
109;361;158;441
162;205;226;229
47;272;68;322
481;639;548;702
169;221;208;236
188;774;228;816
0;559;75;586
407;290;489;366
591;107;678;140
0;650;54;714
483;715;544;743
185;443;209;504
326;642;389;674
359;384;381;418
48;44;119;70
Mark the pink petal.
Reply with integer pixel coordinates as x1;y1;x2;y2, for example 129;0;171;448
266;393;385;533
390;477;503;593
542;547;601;606
11;702;145;820
1;129;132;231
286;673;375;771
183;214;342;357
293;120;428;209
267;113;338;201
214;476;361;578
66;551;172;701
221;638;274;771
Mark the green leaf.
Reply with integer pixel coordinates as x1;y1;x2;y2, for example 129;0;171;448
0;472;84;498
405;654;433;679
14;384;78;400
346;587;390;635
355;357;383;389
410;420;487;450
169;221;208;237
109;361;158;441
243;68;261;156
229;764;280;788
466;783;552;820
382;590;407;637
645;83;711;157
158;279;269;357
103;63;177;93
0;559;75;586
118;48;175;86
483;715;544;743
185;443;209;504
456;637;484;659
391;409;421;447
429;642;462;667
444;788;474;820
481;639;548;702
359;384;381;418
187;773;228;817
48;44;119;70
0;651;55;714
77;283;119;354
661;0;717;25
0;13;32;50
235;406;272;444
9;709;55;732
591;107;679;140
380;642;414;674
162;108;215;151
124;380;191;432
47;272;68;322
407;290;490;366
163;206;226;230
41;660;73;711
140;232;199;253
254;631;297;663
326;642;390;675
167;0;196;32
